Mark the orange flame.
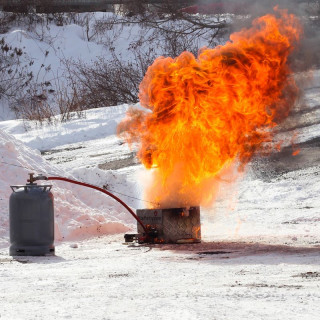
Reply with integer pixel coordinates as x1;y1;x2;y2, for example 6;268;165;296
118;8;302;208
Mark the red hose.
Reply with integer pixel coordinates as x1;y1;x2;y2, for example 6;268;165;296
47;176;147;233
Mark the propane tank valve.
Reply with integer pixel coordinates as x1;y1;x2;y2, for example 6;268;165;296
27;173;48;184
27;172;36;184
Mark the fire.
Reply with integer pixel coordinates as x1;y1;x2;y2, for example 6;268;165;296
118;8;302;208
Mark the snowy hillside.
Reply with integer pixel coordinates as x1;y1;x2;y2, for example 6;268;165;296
0;11;225;121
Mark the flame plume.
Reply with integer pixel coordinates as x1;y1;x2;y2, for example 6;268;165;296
118;8;302;208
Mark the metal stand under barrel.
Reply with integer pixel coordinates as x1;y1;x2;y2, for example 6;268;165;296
9;177;55;256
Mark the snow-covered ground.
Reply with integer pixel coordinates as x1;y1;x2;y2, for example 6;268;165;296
1;11;320;320
1;235;320;320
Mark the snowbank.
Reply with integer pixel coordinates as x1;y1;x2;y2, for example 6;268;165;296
0;129;132;248
0;104;130;150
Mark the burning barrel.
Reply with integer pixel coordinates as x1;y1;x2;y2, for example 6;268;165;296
136;206;201;243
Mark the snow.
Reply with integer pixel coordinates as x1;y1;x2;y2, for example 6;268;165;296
0;104;131;151
0;235;320;320
3;19;106;85
0;11;320;320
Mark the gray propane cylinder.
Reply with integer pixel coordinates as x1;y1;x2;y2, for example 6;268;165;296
9;183;55;256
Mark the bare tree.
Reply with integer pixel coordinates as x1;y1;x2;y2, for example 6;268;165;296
67;47;156;108
100;0;230;50
0;38;34;102
63;1;231;111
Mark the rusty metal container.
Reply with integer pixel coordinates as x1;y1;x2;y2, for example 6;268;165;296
136;206;201;243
